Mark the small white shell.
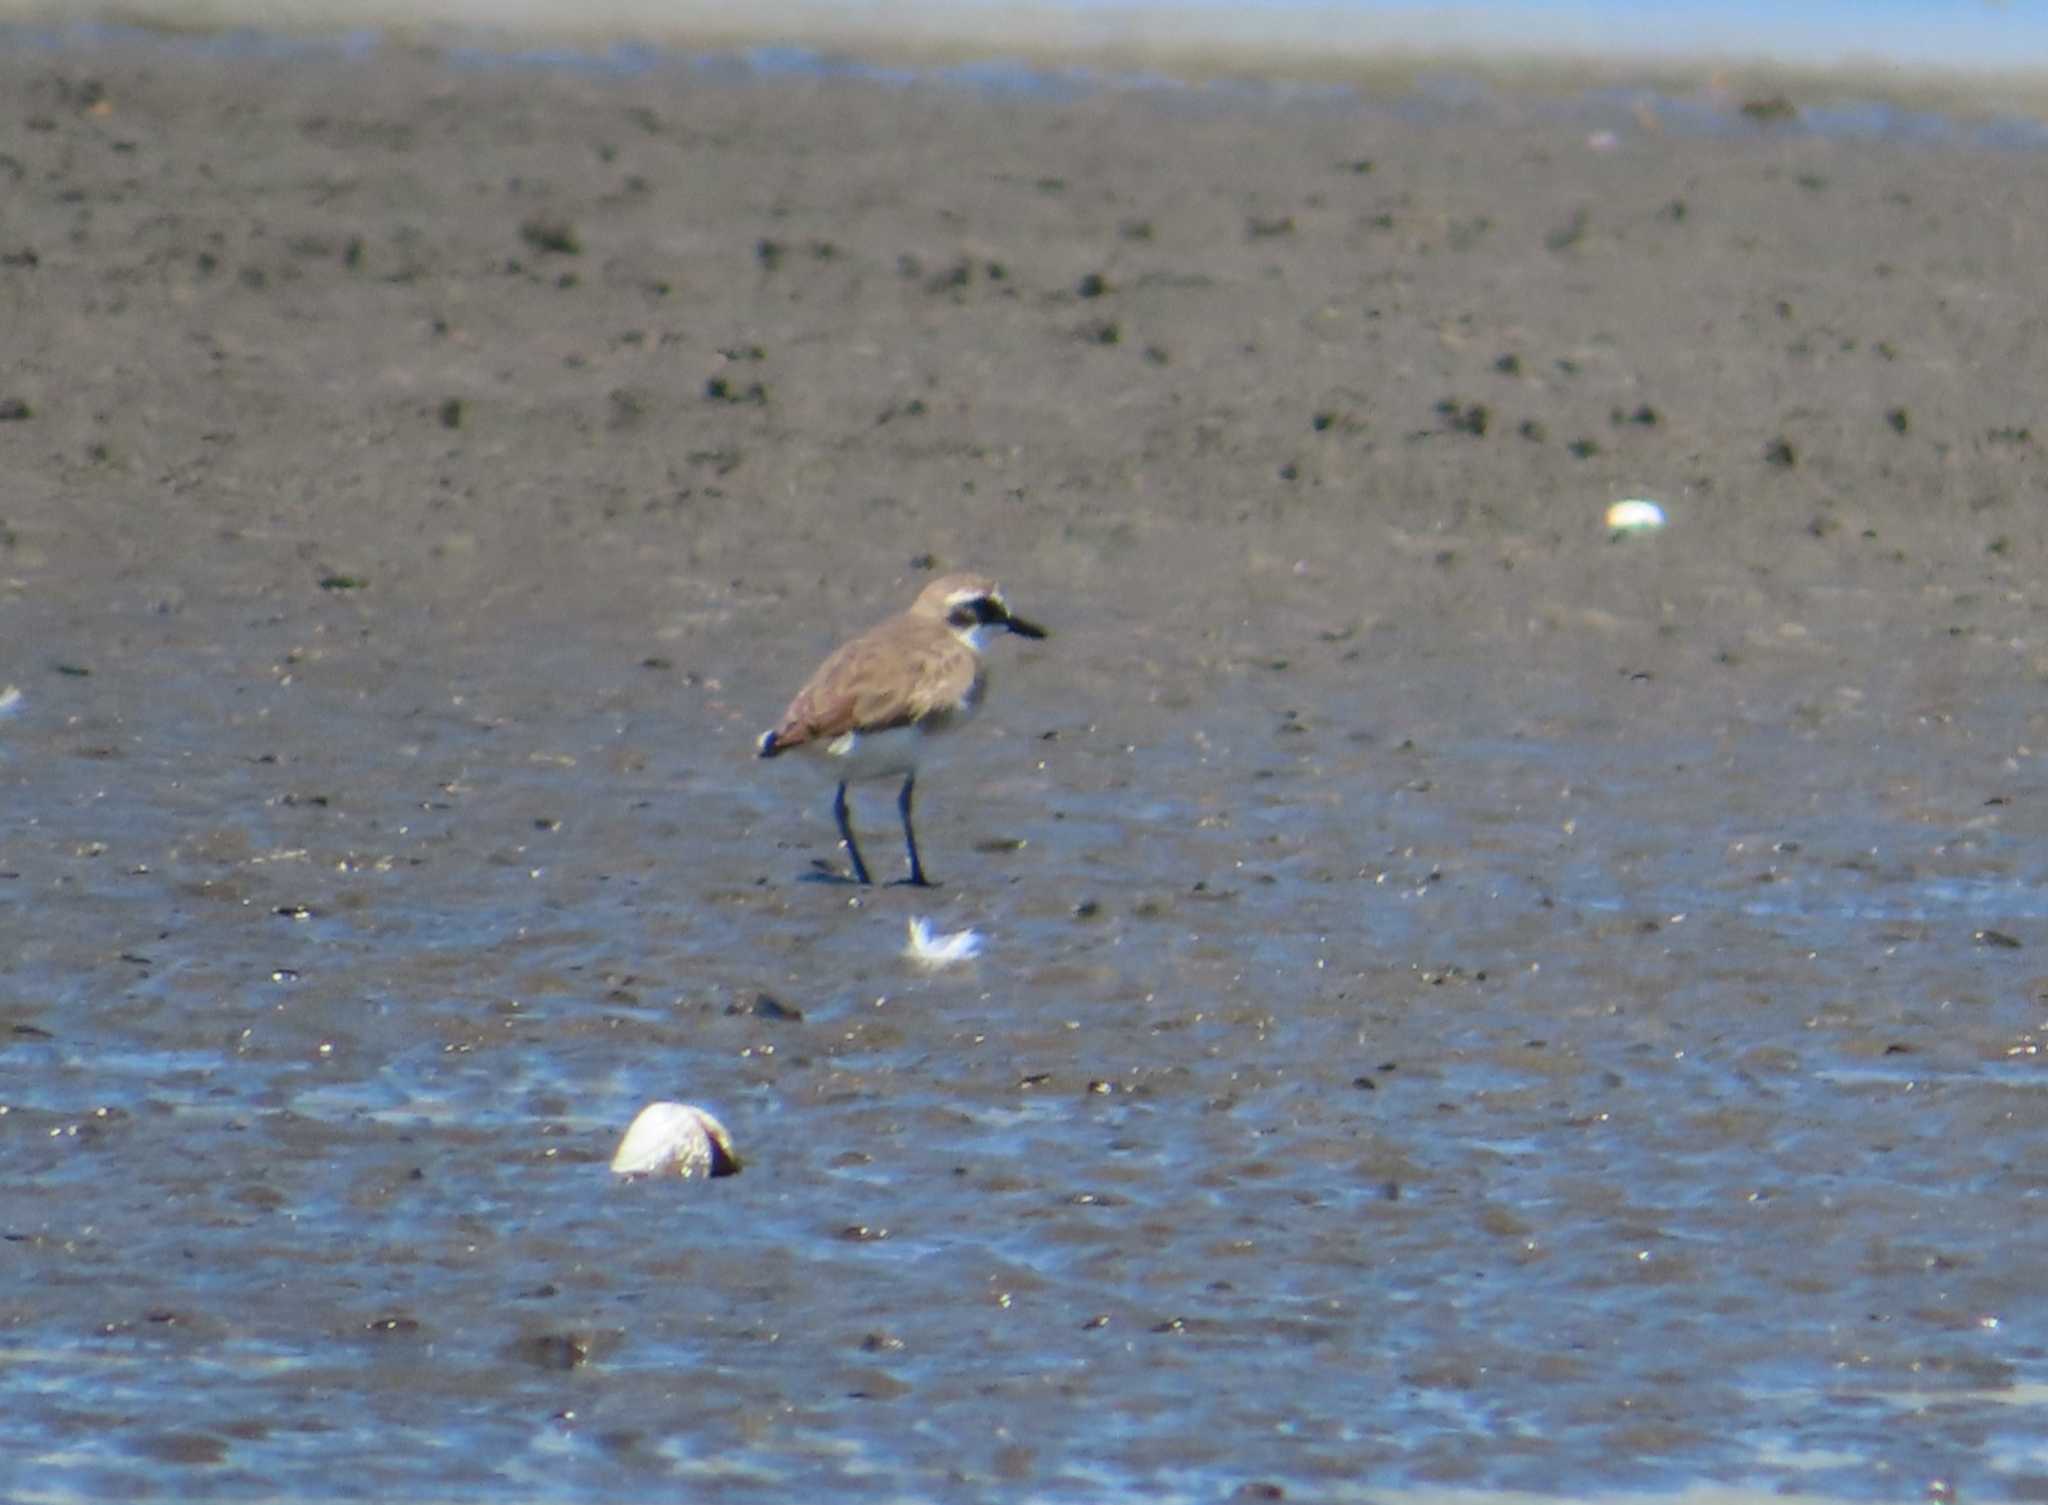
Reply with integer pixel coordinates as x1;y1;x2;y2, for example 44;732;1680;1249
905;916;983;967
609;1102;741;1178
1606;498;1667;533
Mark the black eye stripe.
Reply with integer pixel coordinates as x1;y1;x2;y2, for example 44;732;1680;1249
948;597;1006;627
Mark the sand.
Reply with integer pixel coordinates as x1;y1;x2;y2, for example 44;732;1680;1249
8;38;2046;684
9;31;2048;1498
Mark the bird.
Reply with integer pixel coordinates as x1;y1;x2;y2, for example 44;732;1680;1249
756;571;1047;886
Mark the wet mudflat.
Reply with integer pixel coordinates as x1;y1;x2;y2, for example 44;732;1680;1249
5;32;2048;1502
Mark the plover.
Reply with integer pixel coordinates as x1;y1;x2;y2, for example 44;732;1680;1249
757;571;1048;886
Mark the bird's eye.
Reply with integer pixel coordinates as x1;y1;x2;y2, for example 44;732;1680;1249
949;606;978;628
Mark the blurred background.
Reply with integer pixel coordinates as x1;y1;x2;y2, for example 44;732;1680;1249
11;0;2048;83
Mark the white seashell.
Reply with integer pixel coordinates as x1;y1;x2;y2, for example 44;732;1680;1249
905;916;983;967
0;685;21;717
1606;498;1667;533
609;1102;741;1179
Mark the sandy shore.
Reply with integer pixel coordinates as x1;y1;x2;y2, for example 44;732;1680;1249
9;32;2048;1498
7;35;2047;704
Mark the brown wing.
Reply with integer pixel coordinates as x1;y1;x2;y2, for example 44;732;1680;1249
768;623;979;749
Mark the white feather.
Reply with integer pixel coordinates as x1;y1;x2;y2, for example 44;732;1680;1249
906;916;983;967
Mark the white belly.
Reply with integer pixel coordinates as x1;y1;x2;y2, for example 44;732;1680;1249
802;722;932;783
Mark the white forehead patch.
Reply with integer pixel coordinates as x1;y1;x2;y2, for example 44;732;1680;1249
946;587;996;610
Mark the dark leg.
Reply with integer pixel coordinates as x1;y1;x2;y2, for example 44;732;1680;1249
832;781;872;885
893;772;934;887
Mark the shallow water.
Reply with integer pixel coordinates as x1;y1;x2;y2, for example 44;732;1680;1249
9;549;2048;1502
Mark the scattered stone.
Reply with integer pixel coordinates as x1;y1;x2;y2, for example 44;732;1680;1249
519;216;580;255
729;992;802;1022
704;376;767;404
1544;206;1590;251
1435;398;1488;437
